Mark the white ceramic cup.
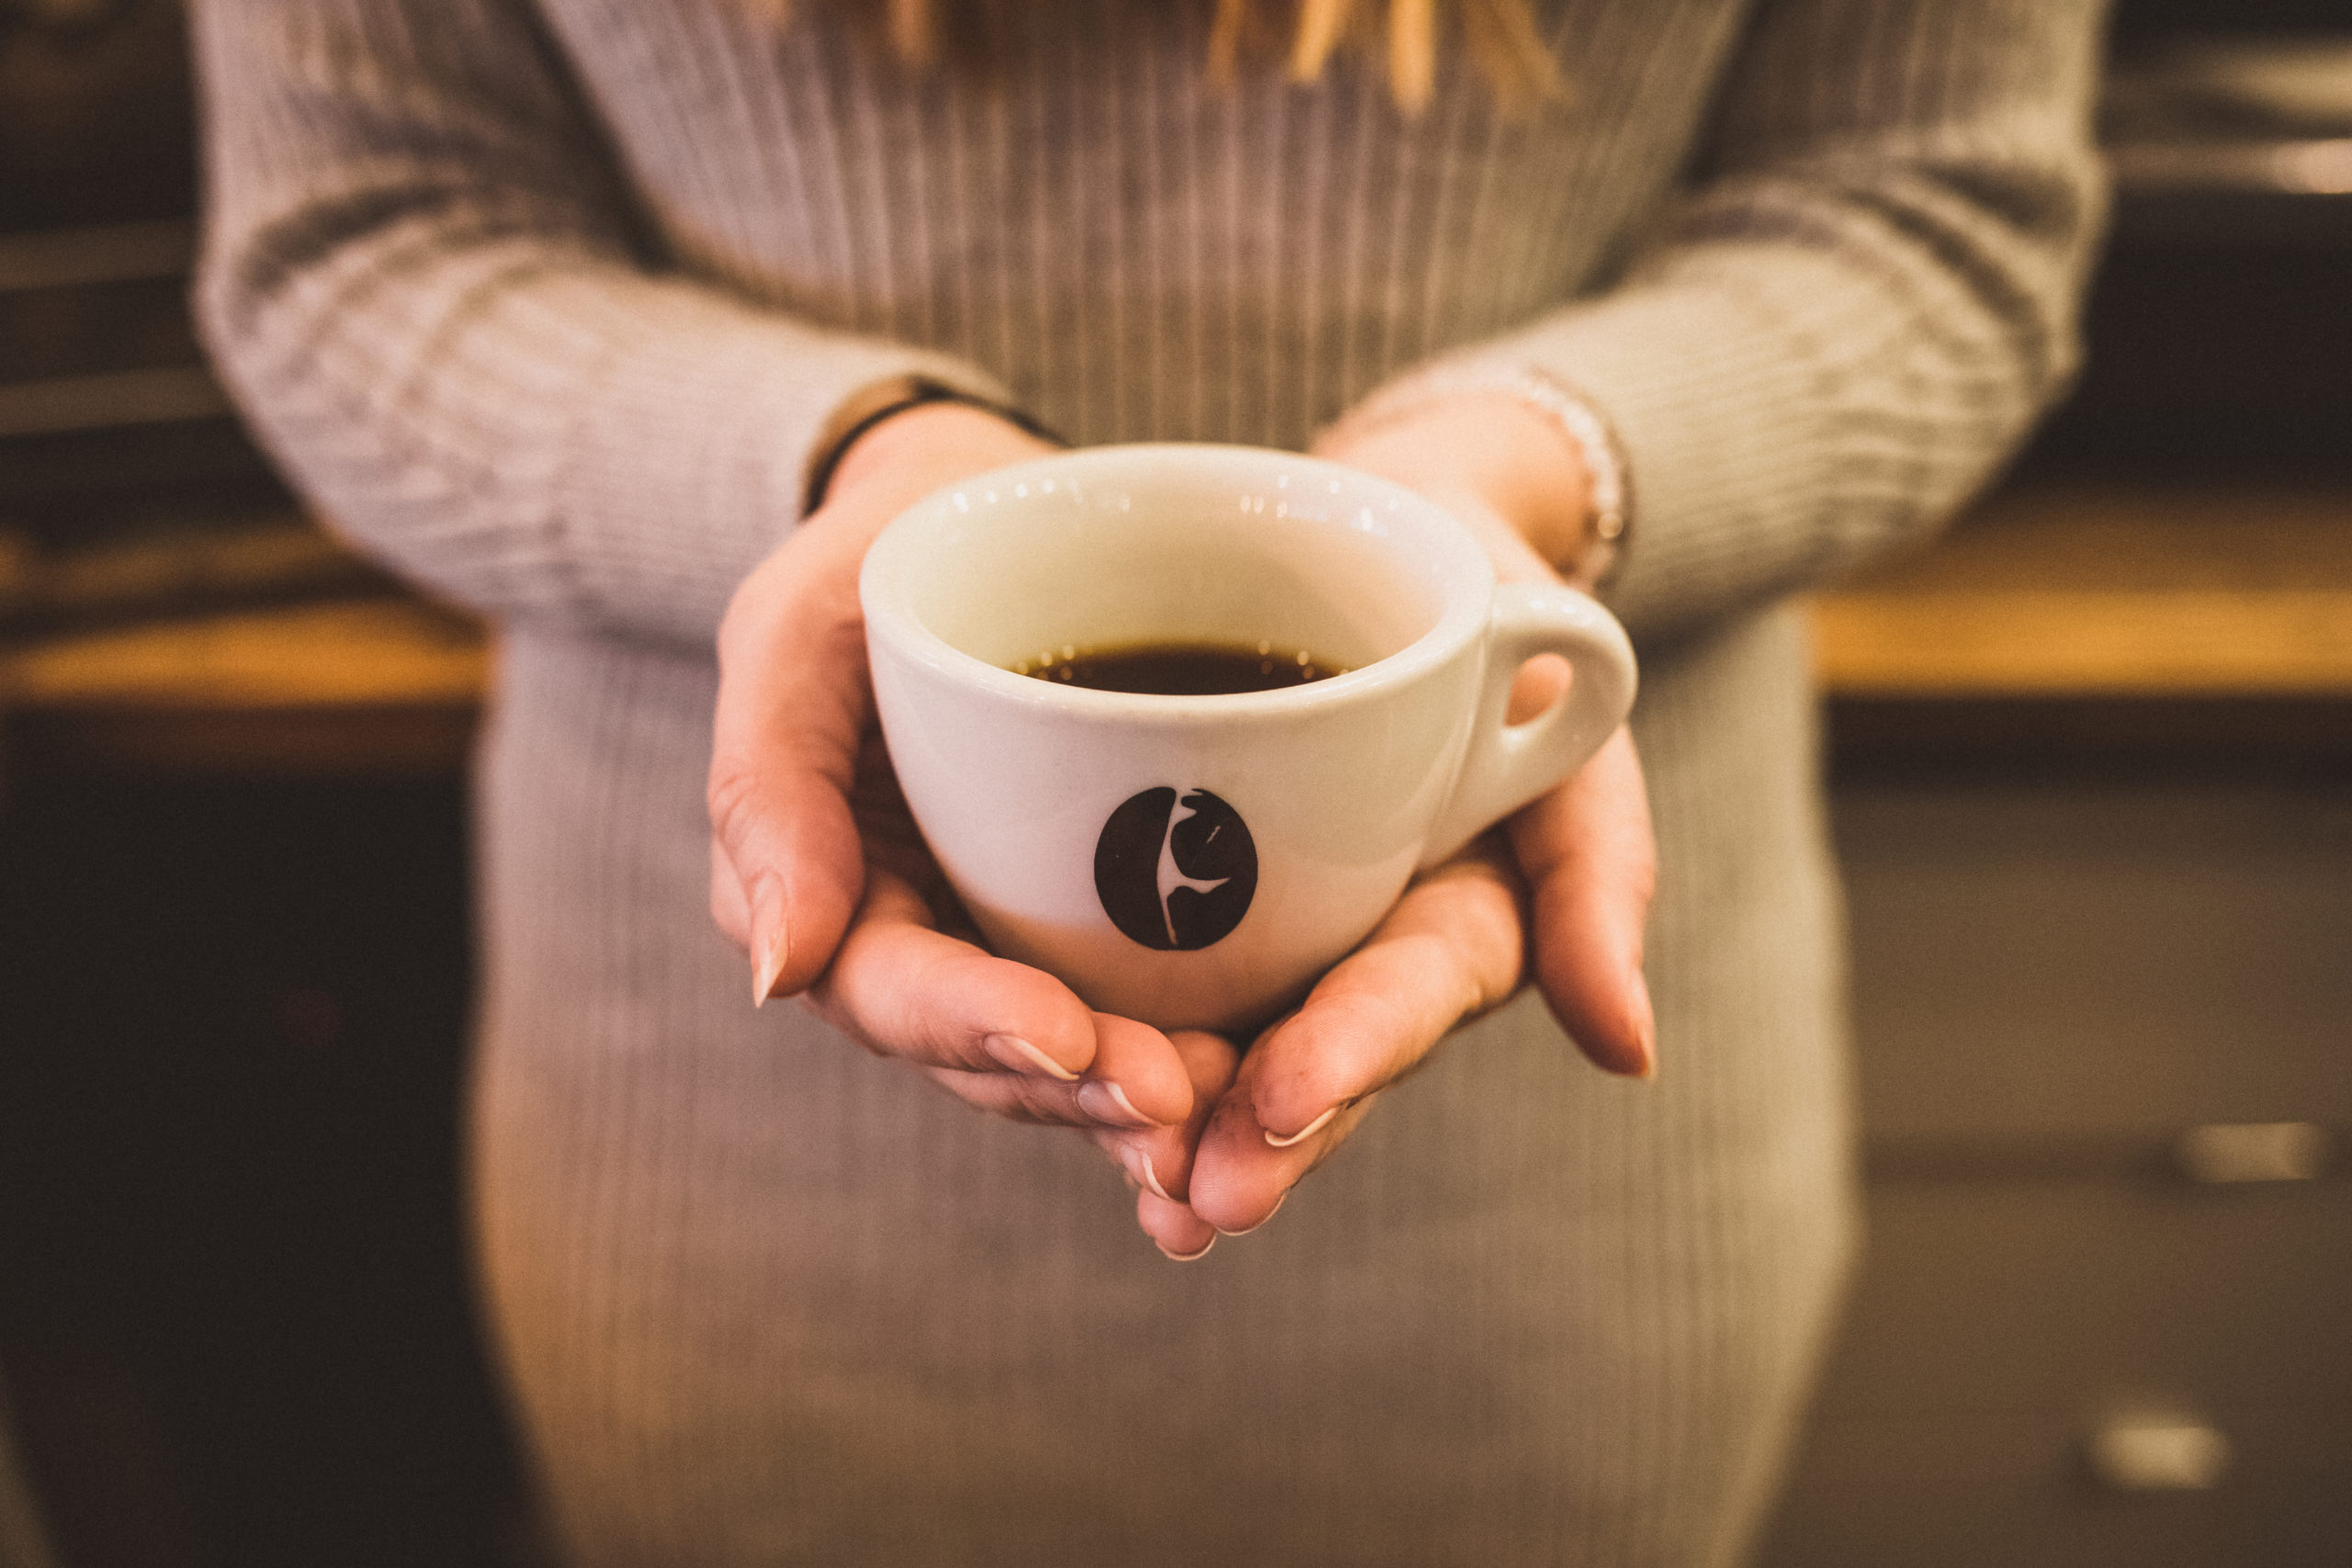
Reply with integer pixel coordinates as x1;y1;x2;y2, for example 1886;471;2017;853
860;444;1636;1034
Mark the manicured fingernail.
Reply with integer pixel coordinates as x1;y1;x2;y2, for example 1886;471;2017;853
984;1032;1080;1082
1628;973;1657;1080
1122;1146;1171;1201
751;895;789;1008
1263;1105;1338;1148
1079;1080;1157;1129
1216;1190;1285;1237
1157;1235;1215;1262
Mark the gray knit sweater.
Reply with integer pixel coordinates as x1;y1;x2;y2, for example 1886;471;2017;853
193;3;2105;1563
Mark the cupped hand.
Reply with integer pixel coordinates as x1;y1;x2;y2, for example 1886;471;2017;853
1165;391;1659;1241
707;390;1657;1260
707;403;1216;1237
1177;729;1653;1239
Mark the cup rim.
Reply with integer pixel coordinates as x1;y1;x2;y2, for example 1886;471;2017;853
859;443;1497;722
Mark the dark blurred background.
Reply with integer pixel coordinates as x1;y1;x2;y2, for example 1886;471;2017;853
0;4;533;1564
0;2;2346;1565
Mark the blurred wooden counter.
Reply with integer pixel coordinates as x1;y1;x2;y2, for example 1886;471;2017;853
1813;481;2352;697
0;595;488;776
3;480;2348;777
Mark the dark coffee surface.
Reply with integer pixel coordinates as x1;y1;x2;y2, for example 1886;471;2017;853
1014;639;1351;694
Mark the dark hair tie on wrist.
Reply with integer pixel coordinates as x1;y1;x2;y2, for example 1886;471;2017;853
801;378;1066;516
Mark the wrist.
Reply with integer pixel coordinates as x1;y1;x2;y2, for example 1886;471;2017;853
1485;370;1629;591
828;400;1046;501
1321;370;1631;590
1439;392;1600;571
803;377;1064;516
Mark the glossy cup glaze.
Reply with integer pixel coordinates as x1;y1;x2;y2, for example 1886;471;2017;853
861;444;1635;1033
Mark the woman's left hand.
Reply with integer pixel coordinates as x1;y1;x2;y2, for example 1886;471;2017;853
1149;393;1658;1250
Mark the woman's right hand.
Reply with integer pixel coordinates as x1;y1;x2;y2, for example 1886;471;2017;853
707;403;1230;1247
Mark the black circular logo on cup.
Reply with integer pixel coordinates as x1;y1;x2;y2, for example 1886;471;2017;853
1094;788;1257;951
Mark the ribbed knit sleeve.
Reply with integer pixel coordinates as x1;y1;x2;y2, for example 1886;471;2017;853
189;0;1013;649
1409;0;2108;640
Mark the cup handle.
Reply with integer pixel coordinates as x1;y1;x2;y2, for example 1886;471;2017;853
1417;583;1638;870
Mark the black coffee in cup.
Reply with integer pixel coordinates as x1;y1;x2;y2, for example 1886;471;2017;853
1013;640;1351;694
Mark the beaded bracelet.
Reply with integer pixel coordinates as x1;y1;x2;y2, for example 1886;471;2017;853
1492;368;1630;587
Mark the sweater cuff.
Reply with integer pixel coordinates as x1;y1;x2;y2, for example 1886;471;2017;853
552;276;1017;649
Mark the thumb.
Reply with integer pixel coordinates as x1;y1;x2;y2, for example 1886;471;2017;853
709;524;875;1002
1509;726;1657;1077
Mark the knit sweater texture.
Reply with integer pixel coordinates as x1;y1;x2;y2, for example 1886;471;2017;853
192;2;2106;1562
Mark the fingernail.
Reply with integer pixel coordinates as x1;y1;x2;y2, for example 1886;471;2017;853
984;1032;1080;1082
1078;1080;1157;1130
1628;973;1657;1080
751;893;789;1008
1122;1146;1171;1201
1156;1235;1215;1263
1263;1105;1338;1148
1216;1190;1285;1237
